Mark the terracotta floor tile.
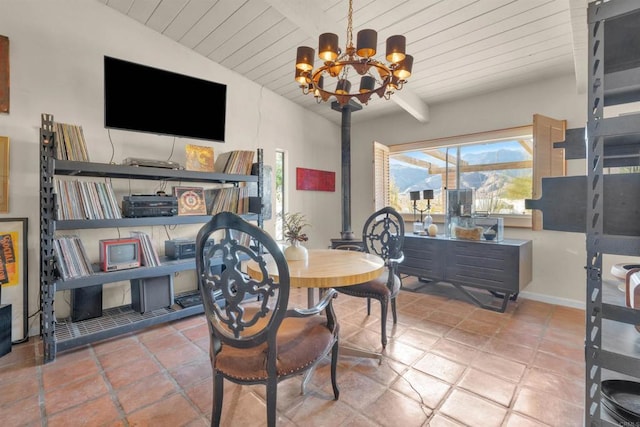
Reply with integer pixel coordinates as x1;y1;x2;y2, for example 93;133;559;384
532;351;584;380
430;338;479;365
482;337;536;365
169;358;213;389
126;391;203;426
0;394;42;426
427;413;467;426
493;329;542;349
1;288;586;426
0;373;38;404
115;372;179;414
331;369;387;409
352;357;406;387
46;394;122;427
90;334;137;356
521;367;584;406
45;375;110;415
470;351;526;383
97;341;149;370
390;367;451;409
383;336;428;366
503;412;552;427
362;389;430;427
285;392;353;426
445;327;492;348
439;389;508;427
457;368;517;407
413;352;466;384
512;387;583;426
426;309;466;327
141;330;191;353
395;326;440;350
154;340;207;369
104;355;162;389
42;355;101;390
457;318;501;336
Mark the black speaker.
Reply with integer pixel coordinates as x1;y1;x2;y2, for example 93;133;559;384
130;275;174;314
71;285;103;322
0;304;11;357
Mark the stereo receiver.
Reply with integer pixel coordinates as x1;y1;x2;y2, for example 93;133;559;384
122;194;178;218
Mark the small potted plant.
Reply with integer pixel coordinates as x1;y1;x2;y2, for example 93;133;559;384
282;212;310;261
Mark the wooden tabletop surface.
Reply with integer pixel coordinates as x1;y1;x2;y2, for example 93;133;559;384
246;248;384;288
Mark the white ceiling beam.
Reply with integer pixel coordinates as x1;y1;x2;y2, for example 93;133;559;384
568;0;588;94
264;0;341;38
265;0;430;123
391;88;430;123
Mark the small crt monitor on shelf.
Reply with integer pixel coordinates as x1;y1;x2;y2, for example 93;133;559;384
99;238;141;271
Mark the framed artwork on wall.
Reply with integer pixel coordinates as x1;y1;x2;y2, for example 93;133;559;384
0;35;8;114
296;167;335;192
0;136;8;213
0;217;28;342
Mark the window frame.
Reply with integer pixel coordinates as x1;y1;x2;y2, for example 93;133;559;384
384;125;535;228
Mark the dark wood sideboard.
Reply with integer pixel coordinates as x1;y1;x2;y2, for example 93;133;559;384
399;234;532;312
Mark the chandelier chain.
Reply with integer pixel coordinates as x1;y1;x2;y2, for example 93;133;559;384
347;0;353;49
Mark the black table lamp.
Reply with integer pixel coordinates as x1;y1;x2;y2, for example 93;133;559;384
410;191;423;222
423;189;434;226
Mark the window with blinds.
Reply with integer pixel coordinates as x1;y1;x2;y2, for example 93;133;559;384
373;142;389;211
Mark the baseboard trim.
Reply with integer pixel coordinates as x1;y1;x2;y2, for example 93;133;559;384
518;291;585;310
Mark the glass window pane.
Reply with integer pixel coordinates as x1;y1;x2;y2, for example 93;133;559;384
389;137;533;216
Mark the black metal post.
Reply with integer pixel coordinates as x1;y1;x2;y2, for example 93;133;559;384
332;100;362;239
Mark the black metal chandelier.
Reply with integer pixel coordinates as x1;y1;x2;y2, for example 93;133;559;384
294;0;413;106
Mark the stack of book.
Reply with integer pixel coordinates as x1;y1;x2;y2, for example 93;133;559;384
205;186;250;215
214;150;255;175
130;231;160;267
53;235;93;280
55;179;122;220
54;122;90;162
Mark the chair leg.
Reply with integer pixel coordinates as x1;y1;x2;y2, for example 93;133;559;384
391;296;398;324
380;299;388;348
266;378;278;427
212;373;223;427
367;297;371;315
331;339;340;400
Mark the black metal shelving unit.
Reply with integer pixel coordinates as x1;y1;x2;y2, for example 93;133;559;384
586;1;640;424
39;113;264;362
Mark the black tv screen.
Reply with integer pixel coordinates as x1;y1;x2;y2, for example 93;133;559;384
104;56;226;142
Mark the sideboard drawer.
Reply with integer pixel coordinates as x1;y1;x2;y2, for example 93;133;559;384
445;241;521;293
400;237;445;279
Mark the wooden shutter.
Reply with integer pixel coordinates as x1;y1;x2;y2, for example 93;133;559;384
532;114;566;230
373;142;389;210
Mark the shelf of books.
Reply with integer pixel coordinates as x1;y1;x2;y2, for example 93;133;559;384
39;113;265;362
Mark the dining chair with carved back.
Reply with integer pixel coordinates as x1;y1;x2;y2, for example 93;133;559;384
334;206;405;348
196;211;340;427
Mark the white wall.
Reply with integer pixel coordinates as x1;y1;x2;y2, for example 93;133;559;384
350;75;594;307
0;0;341;339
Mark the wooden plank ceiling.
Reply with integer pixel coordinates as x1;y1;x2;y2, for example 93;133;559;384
99;0;587;125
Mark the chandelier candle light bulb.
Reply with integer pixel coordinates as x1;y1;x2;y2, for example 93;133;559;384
294;0;413;106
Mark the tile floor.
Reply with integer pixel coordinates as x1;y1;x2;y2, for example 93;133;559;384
0;277;585;426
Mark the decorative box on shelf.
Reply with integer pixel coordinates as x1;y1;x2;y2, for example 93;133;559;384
474;216;504;242
447;215;504;242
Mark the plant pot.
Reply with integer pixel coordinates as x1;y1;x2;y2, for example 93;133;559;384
284;242;308;261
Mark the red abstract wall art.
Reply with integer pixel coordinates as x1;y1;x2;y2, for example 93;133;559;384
296;167;335;192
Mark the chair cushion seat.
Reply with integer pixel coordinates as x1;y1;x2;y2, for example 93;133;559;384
216;314;337;382
335;270;401;299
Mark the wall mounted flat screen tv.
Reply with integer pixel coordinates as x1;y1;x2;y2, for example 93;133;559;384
104;56;226;142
